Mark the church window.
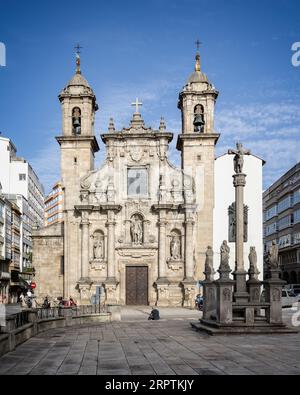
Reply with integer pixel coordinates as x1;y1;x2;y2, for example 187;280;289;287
74;157;78;164
72;107;81;135
127;168;148;197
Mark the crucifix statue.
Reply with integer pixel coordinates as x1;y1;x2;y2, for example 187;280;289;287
228;142;251;174
131;98;143;114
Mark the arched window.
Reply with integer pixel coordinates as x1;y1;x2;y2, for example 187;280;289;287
194;104;205;133
72;107;81;135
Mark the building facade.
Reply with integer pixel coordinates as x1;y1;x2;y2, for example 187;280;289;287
263;162;300;284
0;136;45;272
33;50;220;306
44;182;64;227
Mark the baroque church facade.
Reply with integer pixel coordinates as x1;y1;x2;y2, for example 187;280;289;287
33;49;220;307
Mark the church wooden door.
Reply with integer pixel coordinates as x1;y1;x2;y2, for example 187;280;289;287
126;266;148;306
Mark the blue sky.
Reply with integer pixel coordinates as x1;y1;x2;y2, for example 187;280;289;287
1;0;300;193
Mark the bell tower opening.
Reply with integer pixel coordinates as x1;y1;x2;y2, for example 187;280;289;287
72;107;81;135
194;104;205;133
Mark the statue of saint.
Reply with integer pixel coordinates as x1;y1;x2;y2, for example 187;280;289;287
170;236;181;260
93;239;103;260
205;246;215;280
220;240;230;271
248;246;259;278
131;215;143;245
268;241;279;270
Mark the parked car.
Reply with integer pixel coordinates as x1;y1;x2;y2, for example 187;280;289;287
281;289;299;308
284;284;300;297
261;288;299;307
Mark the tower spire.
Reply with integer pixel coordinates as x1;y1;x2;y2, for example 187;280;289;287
195;39;202;72
74;43;82;74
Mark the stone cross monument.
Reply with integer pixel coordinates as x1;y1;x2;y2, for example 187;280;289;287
228;143;251;303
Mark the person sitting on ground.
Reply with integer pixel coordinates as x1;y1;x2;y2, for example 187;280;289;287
148;307;160;321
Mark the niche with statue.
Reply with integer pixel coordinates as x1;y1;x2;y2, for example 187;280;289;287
90;230;106;271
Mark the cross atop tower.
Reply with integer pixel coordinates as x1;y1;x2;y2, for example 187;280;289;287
131;98;143;114
74;43;83;55
195;39;202;54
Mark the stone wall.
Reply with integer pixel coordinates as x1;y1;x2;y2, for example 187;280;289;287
32;222;64;300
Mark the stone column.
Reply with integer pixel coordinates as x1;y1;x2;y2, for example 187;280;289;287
233;173;249;303
184;216;195;281
80;215;90;280
182;209;197;308
105;209;117;304
158;218;167;280
78;211;92;305
156;210;170;307
106;210;116;280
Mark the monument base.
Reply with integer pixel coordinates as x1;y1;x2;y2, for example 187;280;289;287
191;319;298;335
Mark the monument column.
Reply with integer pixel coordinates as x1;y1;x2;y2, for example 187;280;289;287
228;143;251;303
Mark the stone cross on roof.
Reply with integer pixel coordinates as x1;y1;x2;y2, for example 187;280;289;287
131;98;143;114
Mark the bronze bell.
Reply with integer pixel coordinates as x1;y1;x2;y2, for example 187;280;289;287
73;117;81;127
194;115;205;132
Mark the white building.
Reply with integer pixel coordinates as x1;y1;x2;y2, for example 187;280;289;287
0;136;45;271
213;153;265;279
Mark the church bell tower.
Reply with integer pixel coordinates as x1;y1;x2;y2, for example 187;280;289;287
177;42;220;281
56;49;99;210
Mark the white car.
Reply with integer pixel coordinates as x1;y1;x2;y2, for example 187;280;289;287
281;289;299;308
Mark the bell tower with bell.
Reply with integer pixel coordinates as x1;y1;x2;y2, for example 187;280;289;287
57;46;99;211
177;41;220;283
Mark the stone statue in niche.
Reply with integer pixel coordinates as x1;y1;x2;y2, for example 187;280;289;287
130;215;143;245
170;236;181;260
93;234;104;260
220;241;230;271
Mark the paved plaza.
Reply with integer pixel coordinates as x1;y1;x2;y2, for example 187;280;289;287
0;307;299;375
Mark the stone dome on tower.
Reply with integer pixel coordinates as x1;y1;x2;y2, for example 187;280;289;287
187;53;209;84
59;52;95;99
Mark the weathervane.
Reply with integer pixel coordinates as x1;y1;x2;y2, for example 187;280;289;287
195;39;202;54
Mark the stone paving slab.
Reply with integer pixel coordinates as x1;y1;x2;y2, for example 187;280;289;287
0;308;299;375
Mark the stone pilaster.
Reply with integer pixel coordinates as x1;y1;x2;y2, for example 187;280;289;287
264;269;286;325
215;268;234;325
78;211;92;305
104;209;118;304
